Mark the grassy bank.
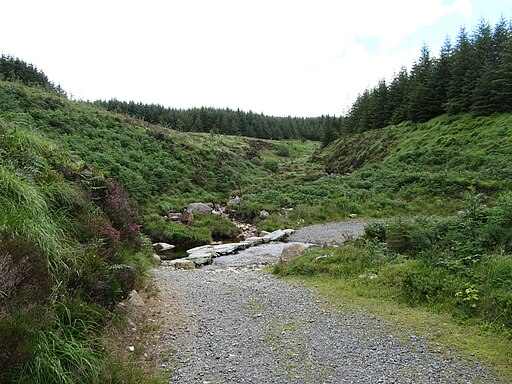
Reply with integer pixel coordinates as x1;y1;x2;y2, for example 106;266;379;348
0;116;162;383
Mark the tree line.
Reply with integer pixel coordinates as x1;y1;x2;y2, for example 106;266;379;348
94;99;342;142
345;17;512;133
0;54;341;142
0;54;66;96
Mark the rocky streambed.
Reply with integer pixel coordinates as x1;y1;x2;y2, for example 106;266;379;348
153;221;496;383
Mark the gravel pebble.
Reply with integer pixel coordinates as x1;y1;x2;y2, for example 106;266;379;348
154;226;495;383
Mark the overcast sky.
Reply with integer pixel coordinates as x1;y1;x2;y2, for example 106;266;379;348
1;0;510;117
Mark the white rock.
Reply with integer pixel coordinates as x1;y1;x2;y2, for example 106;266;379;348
168;259;196;270
245;236;264;245
187;245;215;255
213;243;242;255
152;242;175;252
263;229;294;242
127;290;146;307
186;253;213;266
187;203;214;213
259;210;270;218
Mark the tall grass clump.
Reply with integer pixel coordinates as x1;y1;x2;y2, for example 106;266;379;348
0;116;155;382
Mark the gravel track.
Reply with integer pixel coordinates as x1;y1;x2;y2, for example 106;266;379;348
155;222;496;383
288;220;369;244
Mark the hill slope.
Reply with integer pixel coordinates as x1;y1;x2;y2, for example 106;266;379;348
320;114;512;201
2;79;512;241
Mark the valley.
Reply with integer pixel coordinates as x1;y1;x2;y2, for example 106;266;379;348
1;20;512;383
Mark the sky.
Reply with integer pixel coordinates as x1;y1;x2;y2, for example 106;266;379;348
1;0;510;117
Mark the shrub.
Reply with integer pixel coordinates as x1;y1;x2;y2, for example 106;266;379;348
277;145;290;157
0;310;48;382
101;180;141;247
385;219;415;255
0;235;53;318
380;260;455;307
364;221;387;242
262;159;279;173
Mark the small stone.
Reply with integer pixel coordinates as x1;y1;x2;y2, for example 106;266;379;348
127;346;135;352
127;290;146;307
259;210;270;218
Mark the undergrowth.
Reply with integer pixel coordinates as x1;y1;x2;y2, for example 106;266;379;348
0;117;159;383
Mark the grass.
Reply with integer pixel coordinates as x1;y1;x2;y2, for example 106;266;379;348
3;80;512;242
0;112;159;381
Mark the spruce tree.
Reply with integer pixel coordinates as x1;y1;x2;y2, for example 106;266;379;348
447;27;475;114
408;45;438;122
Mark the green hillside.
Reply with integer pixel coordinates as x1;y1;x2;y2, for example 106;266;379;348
321;114;512;198
1;54;512;381
2;78;511;245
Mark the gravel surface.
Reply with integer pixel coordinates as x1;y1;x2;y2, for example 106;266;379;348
155;234;496;384
288;220;369;244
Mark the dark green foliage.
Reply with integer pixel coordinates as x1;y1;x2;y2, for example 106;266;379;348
408;45;440;122
0;236;53;318
278;193;512;331
0;55;65;96
0;309;48;383
345;18;512;132
94;100;341;141
365;193;512;326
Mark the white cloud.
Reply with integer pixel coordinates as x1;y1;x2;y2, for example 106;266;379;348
0;0;489;116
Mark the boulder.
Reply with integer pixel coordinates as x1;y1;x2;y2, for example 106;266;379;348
180;210;194;225
152;242;175;252
186;253;213;266
127;290;146;307
168;212;182;221
187;203;214;213
213;243;243;255
227;196;243;206
349;213;358;219
245;236;264;245
168;259;196;270
237;241;254;249
263;229;295;242
279;244;307;266
187;245;216;256
259;210;270;218
152;253;162;263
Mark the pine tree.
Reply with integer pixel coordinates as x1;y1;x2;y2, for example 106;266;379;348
433;36;453;114
388;67;410;124
408;45;438;122
490;35;512;113
446;27;475;114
